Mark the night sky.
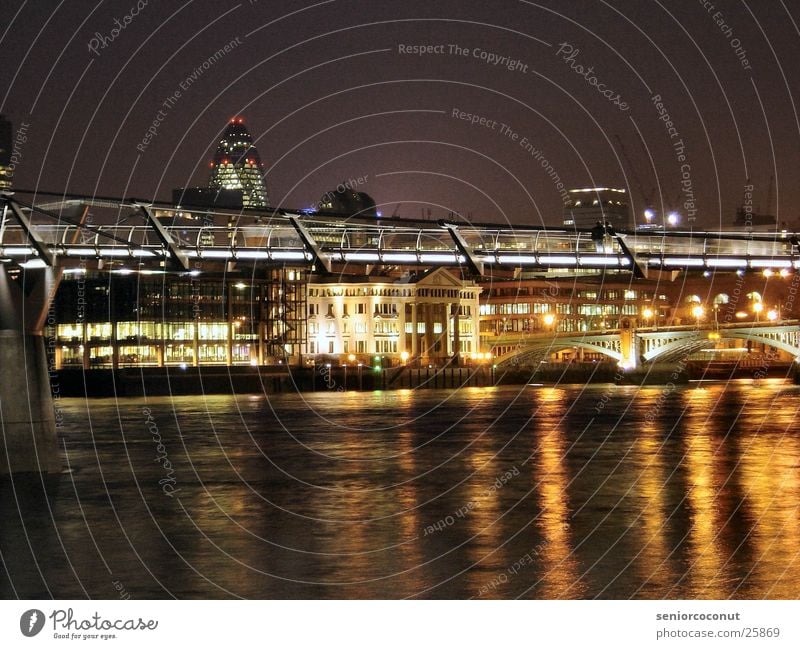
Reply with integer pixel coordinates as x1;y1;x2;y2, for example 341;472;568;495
2;0;799;228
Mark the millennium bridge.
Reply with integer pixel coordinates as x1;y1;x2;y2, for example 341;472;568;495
2;190;799;276
1;189;800;476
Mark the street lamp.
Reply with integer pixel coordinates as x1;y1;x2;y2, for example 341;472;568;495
691;304;705;324
752;301;763;322
642;306;654;329
400;350;410;364
543;313;555;328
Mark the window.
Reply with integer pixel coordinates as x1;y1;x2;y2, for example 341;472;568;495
328;341;334;354
357;303;366;314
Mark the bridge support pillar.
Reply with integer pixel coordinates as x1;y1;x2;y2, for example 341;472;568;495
620;326;639;369
0;265;61;476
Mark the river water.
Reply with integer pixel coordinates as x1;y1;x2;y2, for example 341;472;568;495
2;380;799;599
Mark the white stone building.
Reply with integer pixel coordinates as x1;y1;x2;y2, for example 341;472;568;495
305;268;481;365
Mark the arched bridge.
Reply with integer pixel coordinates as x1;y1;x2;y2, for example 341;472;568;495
492;321;800;369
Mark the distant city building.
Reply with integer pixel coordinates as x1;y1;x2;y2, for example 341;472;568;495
0;114;13;190
563;187;632;230
209;117;268;209
733;206;777;231
305;268;480;363
318;183;377;217
173;187;243;210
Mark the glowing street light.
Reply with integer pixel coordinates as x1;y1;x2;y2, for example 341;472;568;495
752;301;764;321
644;208;656;222
667;212;680;227
400;350;410;364
543;313;555;327
691;304;705;323
767;309;779;322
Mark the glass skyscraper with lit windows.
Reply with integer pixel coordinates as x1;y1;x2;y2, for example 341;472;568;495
208;117;269;209
50;269;307;369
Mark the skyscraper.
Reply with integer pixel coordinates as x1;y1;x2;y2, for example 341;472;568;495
208;117;268;209
0;115;13;190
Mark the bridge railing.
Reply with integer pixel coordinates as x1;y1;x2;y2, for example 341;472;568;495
2;191;798;270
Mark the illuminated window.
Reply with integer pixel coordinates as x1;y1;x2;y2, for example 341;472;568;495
57;323;84;340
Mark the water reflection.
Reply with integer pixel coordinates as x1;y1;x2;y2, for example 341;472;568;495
1;382;799;599
527;388;583;599
632;420;679;597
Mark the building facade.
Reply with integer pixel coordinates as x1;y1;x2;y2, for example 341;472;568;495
47;258;798;370
480;275;670;360
208;117;269;209
304;268;481;364
50;268;306;369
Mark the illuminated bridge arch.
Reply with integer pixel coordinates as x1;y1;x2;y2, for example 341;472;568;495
640;325;800;364
494;334;623;366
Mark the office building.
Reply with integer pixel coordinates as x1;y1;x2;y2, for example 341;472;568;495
50;268;306;369
562;187;632;230
209;117;269;209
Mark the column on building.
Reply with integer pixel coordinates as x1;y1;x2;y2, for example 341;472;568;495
410;301;418;358
452;300;461;362
397;294;406;355
444;301;451;357
422;301;432;361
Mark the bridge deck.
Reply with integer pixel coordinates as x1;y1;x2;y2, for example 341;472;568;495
2;193;798;272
